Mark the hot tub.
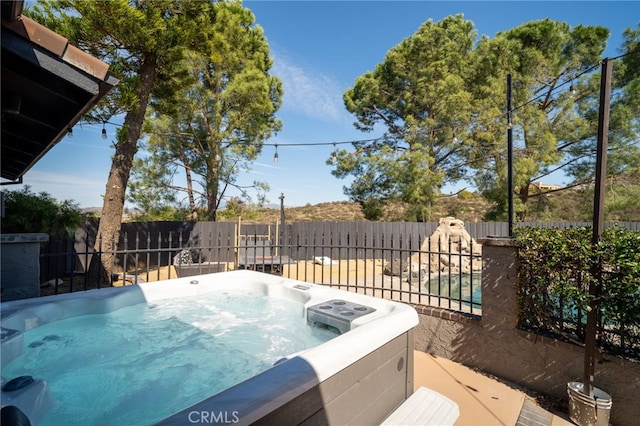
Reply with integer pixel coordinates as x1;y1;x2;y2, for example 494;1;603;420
1;270;418;425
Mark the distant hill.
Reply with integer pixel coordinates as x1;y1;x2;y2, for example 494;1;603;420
111;180;638;224
227;185;639;224
236;194;493;224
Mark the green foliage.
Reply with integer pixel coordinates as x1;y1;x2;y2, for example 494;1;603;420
340;15;475;210
567;23;640;184
360;199;385;221
127;206;199;222
216;198;262;221
606;173;640;220
340;15;640;222
217;197;246;220
519;175;640;222
1;187;88;235
401;203;437;222
516;226;640;358
127;156;180;215
132;1;282;220
471;19;611;220
457;190;474;201
27;0;216;277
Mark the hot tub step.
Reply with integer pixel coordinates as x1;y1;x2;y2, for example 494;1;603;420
381;386;460;425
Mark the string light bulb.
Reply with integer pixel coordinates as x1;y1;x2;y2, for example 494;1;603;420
101;122;107;139
570;83;576;97
331;143;337;162
273;144;279;163
67;127;73;138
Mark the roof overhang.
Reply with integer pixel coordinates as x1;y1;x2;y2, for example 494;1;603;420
1;2;118;182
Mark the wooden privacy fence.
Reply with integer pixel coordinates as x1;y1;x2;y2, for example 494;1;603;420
38;220;637;315
39;220;488;315
41;221;640;270
40;220;639;281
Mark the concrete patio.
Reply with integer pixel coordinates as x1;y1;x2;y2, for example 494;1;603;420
413;350;574;426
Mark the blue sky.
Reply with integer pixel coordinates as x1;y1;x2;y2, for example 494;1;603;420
13;1;639;208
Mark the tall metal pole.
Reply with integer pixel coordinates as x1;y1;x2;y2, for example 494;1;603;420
279;193;285;229
279;193;286;256
584;57;612;397
507;74;514;237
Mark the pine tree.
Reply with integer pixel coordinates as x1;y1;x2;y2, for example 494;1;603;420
130;2;283;221
29;0;215;279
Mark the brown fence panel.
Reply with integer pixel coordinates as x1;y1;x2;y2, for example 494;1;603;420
40;220;638;284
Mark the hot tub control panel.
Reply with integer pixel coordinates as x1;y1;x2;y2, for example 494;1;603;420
306;299;376;334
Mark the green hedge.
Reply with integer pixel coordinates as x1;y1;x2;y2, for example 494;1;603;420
516;226;640;359
1;187;88;235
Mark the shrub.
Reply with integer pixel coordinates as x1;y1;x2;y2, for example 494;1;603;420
360;199;385;221
1;186;88;235
516;226;640;359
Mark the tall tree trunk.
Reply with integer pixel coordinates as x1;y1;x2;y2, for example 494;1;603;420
184;160;198;221
517;184;530;221
206;167;218;221
93;53;157;283
206;183;218;221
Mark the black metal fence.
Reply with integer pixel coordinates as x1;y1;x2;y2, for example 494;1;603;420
38;220;639;316
519;269;640;360
41;220;638;278
39;221;483;315
516;225;640;360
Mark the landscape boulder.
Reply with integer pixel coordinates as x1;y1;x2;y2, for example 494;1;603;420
383;217;482;286
410;217;482;275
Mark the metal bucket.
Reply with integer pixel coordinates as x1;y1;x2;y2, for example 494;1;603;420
567;382;612;426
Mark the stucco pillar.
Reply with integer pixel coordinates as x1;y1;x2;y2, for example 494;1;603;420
1;233;48;301
478;237;519;330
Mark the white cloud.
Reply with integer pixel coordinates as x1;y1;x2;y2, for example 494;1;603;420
272;50;349;124
253;161;279;170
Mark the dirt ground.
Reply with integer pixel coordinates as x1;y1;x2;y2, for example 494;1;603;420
281;259;436;305
41;259;391;292
39;259;475;313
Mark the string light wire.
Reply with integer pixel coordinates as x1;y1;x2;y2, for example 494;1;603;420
93;50;636;158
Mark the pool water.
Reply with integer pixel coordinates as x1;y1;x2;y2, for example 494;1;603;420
424;274;482;306
2;289;337;425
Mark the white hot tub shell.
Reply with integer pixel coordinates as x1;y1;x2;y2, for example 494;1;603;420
1;270;419;425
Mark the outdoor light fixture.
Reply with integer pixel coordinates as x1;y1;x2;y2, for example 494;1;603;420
101;122;107;139
2;94;21;115
273;144;279;163
569;74;578;97
67;128;73;138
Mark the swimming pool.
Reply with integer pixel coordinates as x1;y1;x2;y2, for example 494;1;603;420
425;273;483;313
1;270;418;425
